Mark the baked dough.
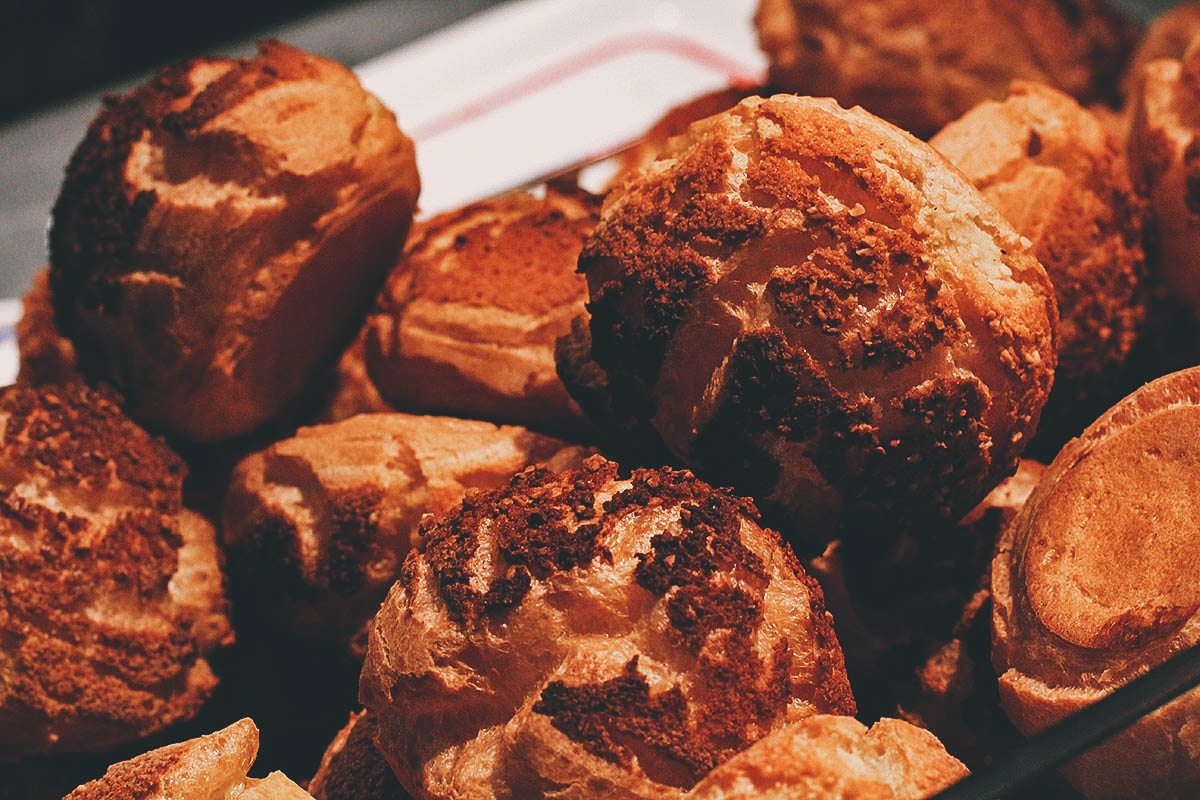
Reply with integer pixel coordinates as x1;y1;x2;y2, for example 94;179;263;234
754;0;1135;137
223;412;588;654
63;719;313;800
931;81;1146;449
366;189;596;436
682;715;967;800
992;366;1200;798
360;455;854;799
48;40;420;442
1128;38;1200;318
578;94;1057;545
309;711;408;800
0;384;231;758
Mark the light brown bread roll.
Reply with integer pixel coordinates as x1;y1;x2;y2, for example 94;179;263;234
0;384;232;759
49;40;420;442
931;81;1146;449
577;94;1057;546
682;715;968;800
366;189;597;436
992;366;1200;798
754;0;1135;138
62;719;313;800
223;412;589;654
360;455;854;800
309;711;410;800
1128;38;1200;318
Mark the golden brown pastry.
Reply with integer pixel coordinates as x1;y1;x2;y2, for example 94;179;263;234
577;94;1057;546
48;40;420;442
1128;37;1200;318
0;384;232;759
309;711;410;800
360;455;854;800
366;188;597;436
223;412;589;654
754;0;1135;138
16;266;79;386
610;85;763;187
992;366;1200;799
1122;3;1200;99
62;719;313;800
931;82;1147;449
682;715;968;800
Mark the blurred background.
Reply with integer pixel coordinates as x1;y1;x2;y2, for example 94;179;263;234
0;0;1182;296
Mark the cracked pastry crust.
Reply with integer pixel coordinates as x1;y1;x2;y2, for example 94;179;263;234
222;412;589;654
48;40;420;442
63;719;313;800
754;0;1136;138
309;711;410;800
931;81;1146;449
360;455;853;800
578;94;1057;545
682;715;967;800
366;189;597;437
0;384;231;759
1128;37;1200;318
992;366;1200;799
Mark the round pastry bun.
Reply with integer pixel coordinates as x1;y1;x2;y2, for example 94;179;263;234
366;188;597;436
683;715;967;800
0;384;231;758
360;455;854;799
63;719;313;800
49;40;420;442
931;81;1146;449
754;0;1134;138
309;711;408;800
1128;37;1200;318
578;94;1057;545
992;366;1200;798
223;412;589;654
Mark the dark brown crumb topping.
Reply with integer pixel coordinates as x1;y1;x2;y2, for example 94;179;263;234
395;190;598;317
692;326;995;529
0;384;184;510
319;713;409;800
422;455;619;622
533;648;794;788
64;742;187;800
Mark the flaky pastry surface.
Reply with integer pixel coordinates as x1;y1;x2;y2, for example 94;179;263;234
580;94;1057;543
992;367;1200;798
0;384;231;758
361;455;853;799
683;715;967;800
